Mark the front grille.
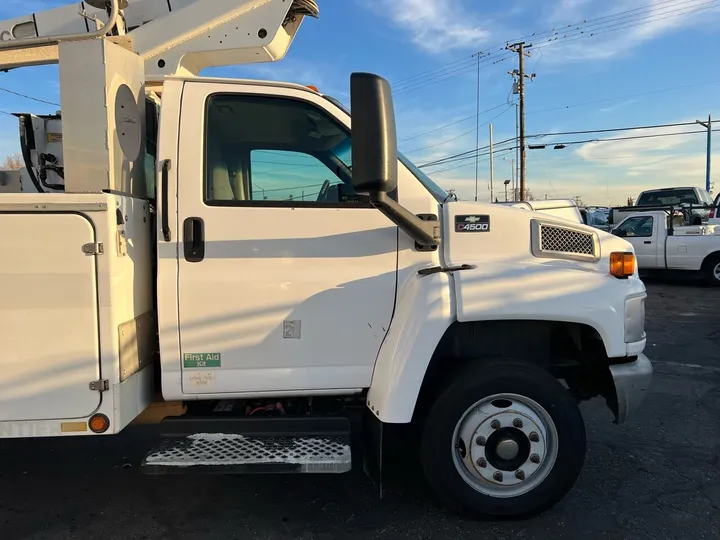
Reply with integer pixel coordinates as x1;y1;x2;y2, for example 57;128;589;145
531;220;599;262
540;225;595;255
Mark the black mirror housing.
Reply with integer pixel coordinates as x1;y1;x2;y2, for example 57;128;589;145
350;72;398;195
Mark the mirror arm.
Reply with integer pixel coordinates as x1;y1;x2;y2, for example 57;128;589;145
370;191;440;246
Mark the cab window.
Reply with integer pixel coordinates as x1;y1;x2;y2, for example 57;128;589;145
616;216;654;237
204;94;367;206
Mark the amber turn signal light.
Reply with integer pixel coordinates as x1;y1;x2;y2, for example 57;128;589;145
610;252;635;279
89;413;110;434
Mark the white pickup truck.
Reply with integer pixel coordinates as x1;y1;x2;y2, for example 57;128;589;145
612;209;720;285
0;0;653;520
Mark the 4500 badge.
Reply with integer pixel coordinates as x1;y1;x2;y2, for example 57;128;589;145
455;215;491;232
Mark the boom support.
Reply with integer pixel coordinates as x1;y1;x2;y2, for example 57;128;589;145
0;0;319;76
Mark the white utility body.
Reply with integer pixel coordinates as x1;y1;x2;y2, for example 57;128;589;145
612;209;720;285
0;0;653;519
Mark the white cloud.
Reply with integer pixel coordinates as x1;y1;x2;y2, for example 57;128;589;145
370;0;493;54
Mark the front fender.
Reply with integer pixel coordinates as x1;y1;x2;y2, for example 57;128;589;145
367;271;454;424
454;263;646;358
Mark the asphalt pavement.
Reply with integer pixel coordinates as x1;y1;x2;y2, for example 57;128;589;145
1;278;719;540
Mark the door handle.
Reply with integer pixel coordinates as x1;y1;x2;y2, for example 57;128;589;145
183;217;205;263
643;241;652;244
161;159;172;242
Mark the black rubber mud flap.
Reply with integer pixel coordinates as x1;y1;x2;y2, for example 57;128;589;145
362;410;384;498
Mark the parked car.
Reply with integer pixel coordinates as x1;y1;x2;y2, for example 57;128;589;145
580;206;611;231
612;209;720;285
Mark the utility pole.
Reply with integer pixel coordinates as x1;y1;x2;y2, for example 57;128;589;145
489;123;495;203
507;42;535;202
696;114;712;193
474;52;481;202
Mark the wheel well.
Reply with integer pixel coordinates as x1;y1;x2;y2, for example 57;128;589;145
412;320;615;423
702;251;720;269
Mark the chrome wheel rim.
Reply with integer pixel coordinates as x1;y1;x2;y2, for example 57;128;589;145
451;393;559;498
713;262;720;282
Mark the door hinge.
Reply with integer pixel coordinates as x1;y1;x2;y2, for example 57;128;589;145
89;379;110;392
82;242;104;255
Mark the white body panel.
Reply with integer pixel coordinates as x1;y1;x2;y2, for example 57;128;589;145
499;199;583;224
614;211;720;271
0;194;155;438
0;212;100;421
443;202;645;359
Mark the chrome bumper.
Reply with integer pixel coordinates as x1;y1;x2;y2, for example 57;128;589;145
608;353;653;424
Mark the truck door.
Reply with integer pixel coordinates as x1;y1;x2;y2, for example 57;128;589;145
614;215;659;268
175;83;398;395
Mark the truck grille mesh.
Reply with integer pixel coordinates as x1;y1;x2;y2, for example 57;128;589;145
539;225;595;256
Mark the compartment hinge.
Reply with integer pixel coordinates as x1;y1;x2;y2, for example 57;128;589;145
82;242;104;255
89;379;110;392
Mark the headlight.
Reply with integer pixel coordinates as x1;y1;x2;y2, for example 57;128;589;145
625;295;646;343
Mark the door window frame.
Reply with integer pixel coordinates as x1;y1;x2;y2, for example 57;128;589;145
202;92;387;209
617;215;655;237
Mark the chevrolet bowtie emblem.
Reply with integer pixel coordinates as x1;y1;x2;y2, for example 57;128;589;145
464;216;481;223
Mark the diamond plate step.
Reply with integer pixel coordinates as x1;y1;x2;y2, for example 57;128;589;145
142;416;352;474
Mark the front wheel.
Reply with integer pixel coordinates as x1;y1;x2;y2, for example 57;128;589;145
703;253;720;286
420;359;586;519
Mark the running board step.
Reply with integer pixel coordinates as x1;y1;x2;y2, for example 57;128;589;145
141;416;352;474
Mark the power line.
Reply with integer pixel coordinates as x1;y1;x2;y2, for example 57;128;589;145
430;148;516;175
399;103;509;143
403;128;476;155
419;119;720;169
530;128;720;148
0;86;60;107
528;120;717;139
403;105;516;155
530;0;720;53
528;80;720;116
389;0;714;97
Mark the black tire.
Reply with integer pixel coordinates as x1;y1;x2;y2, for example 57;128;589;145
420;359;586;519
703;253;720;286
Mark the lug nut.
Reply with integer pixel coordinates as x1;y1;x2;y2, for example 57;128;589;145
476;458;487;468
490;420;501;430
513;418;523;428
475;436;486;446
515;469;525;480
529;432;539;442
530;454;540;464
493;471;503;482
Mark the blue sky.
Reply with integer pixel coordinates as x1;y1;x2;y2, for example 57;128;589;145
0;0;718;204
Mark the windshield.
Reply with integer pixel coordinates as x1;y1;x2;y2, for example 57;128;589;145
637;188;697;206
398;152;449;203
323;94;449;203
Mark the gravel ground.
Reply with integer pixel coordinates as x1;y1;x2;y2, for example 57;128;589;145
1;278;719;540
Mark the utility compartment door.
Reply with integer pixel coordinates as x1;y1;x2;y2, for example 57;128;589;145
0;213;101;421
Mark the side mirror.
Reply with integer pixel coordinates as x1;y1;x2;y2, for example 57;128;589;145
350;72;398;195
613;229;626;237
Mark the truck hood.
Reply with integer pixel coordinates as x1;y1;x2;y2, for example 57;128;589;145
440;201;646;360
442;201;638;278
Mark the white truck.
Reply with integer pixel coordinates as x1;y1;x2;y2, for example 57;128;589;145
612;209;720;285
0;0;653;519
609;186;715;227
